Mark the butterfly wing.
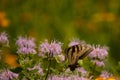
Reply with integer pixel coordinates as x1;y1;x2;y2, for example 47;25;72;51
66;44;93;71
66;45;81;71
77;44;93;59
66;45;78;66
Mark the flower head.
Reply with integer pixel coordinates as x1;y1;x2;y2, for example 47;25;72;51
100;70;113;79
88;45;108;60
0;69;18;80
68;38;85;47
16;36;36;48
28;64;43;74
48;75;70;80
16;36;36;54
39;40;50;54
58;54;65;62
17;47;36;54
0;32;9;46
39;39;62;56
71;75;89;80
50;40;62;55
77;67;87;76
91;60;105;67
48;73;90;80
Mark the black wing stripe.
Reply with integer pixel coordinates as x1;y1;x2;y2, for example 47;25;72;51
79;48;93;59
67;48;72;64
75;45;79;53
71;46;75;57
66;47;71;55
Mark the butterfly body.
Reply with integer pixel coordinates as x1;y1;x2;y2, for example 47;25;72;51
66;44;93;71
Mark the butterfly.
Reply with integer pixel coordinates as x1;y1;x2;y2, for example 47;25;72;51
65;43;93;71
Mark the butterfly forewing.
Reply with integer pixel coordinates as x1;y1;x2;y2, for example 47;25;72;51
67;45;78;66
79;47;93;59
77;44;93;59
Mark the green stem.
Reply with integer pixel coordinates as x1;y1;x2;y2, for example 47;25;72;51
90;63;96;79
93;63;96;74
45;55;52;80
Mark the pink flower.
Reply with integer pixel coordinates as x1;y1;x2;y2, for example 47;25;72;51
48;74;90;80
91;60;105;67
16;36;36;48
28;64;43;74
100;70;113;78
39;40;50;54
0;70;18;80
0;32;9;46
17;47;36;54
39;39;62;57
48;75;70;80
16;36;36;54
95;60;104;67
88;45;108;60
50;40;62;55
58;54;65;62
68;38;85;47
71;75;89;80
77;67;87;76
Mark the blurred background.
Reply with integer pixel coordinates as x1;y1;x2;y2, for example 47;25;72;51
0;0;120;67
